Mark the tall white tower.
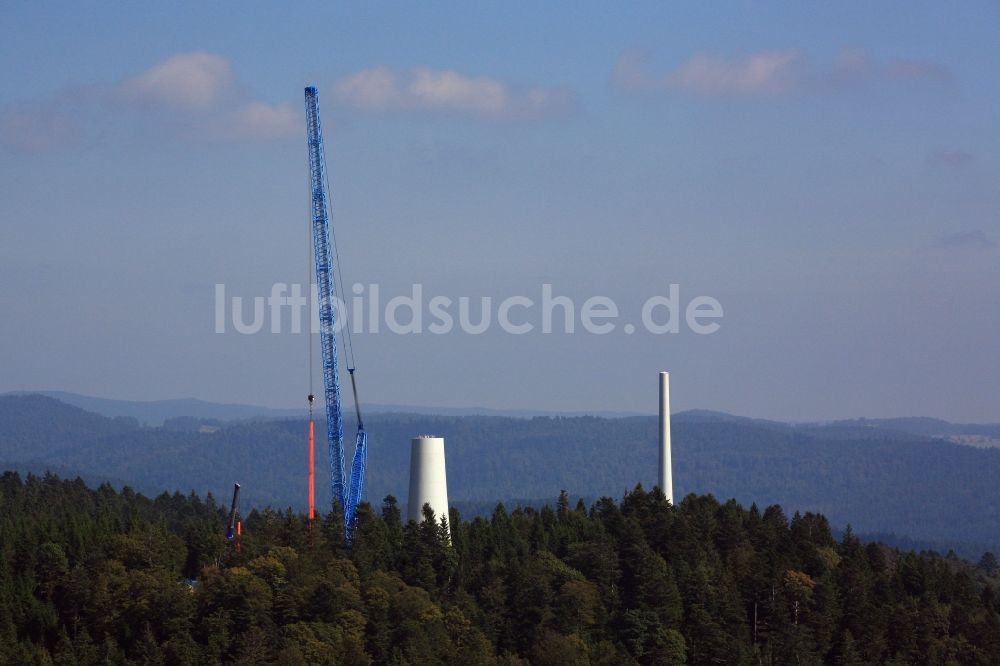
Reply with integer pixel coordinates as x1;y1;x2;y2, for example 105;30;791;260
407;436;451;535
658;372;673;503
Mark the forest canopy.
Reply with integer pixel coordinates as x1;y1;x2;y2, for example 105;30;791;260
2;472;1000;665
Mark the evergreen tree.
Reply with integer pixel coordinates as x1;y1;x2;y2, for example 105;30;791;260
0;473;999;664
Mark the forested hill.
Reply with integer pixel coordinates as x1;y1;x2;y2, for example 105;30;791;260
4;391;646;425
3;473;1000;664
2;394;1000;555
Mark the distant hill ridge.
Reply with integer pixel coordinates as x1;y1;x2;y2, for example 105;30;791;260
2;393;1000;560
8;391;998;439
2;390;647;425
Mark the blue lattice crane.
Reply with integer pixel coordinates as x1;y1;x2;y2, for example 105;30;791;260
304;86;368;539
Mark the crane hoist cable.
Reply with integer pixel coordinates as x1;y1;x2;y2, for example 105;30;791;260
307;160;317;525
323;160;364;429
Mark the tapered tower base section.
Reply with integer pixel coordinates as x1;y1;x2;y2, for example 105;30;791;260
659;372;673;504
407;436;451;536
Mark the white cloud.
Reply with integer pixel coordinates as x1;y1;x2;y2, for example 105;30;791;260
2;56;577;152
121;52;236;110
409;68;510;114
334;66;575;119
614;48;951;98
668;51;801;95
119;53;300;141
1;52;299;151
229;102;300;140
334;67;399;110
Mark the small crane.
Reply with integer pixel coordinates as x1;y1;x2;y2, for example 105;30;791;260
225;482;242;552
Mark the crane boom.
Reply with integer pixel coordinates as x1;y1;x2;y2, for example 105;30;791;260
304;86;346;512
304;86;368;539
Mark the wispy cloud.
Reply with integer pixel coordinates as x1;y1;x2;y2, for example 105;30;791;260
0;100;85;153
2;56;577;153
885;60;951;84
334;66;576;119
613;49;801;96
228;101;300;141
1;52;298;153
613;47;952;98
933;230;997;251
926;148;975;169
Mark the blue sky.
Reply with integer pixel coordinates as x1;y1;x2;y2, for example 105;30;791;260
1;2;998;421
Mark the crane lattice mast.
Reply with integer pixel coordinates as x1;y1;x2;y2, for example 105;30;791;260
304;86;368;539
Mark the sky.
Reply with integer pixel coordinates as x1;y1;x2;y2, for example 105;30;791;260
1;2;998;422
